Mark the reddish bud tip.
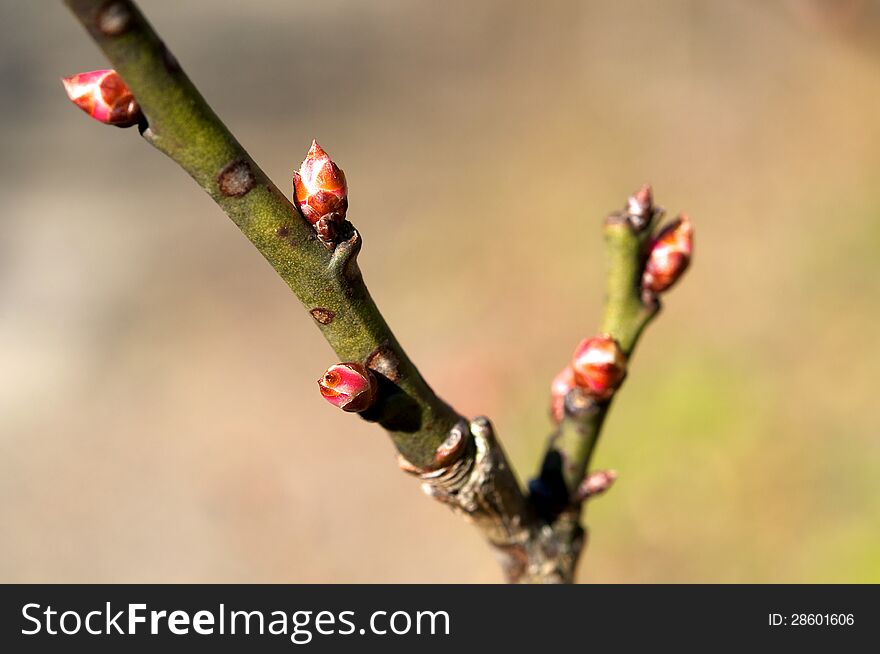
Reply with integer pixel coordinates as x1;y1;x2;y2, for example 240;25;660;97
550;365;577;423
293;140;348;225
62;69;141;127
642;213;693;294
318;362;377;412
627;184;653;217
571;335;627;400
578;469;618;500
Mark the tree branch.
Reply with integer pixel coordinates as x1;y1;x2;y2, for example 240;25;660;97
559;208;662;495
529;189;681;568
64;0;692;584
64;0;464;469
64;0;541;580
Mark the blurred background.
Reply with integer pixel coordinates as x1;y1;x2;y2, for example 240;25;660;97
2;0;879;583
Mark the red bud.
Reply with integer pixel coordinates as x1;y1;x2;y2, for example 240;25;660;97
62;69;141;127
550;365;576;423
643;214;693;294
318;362;377;412
293;141;348;225
571;335;627;400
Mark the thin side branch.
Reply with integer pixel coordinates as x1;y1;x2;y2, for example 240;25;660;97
559;209;662;494
529;189;687;576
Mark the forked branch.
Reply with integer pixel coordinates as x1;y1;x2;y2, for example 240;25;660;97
64;0;692;583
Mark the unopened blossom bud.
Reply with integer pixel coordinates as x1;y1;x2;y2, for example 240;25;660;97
642;214;693;294
576;469;618;501
625;183;660;230
318;362;377;412
61;69;141;127
292;140;348;225
550;365;576;423
627;184;653;219
571;335;627;400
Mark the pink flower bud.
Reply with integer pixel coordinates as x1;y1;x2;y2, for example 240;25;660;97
61;69;141;127
577;469;618;501
571;335;627;400
625;183;660;230
627;183;653;219
643;214;693;294
550;365;576;423
292;140;348;225
318;362;377;412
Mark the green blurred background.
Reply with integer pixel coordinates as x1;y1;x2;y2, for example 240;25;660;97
2;0;879;582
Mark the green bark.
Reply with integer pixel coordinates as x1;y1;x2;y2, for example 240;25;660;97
65;0;459;469
539;210;661;527
64;0;688;584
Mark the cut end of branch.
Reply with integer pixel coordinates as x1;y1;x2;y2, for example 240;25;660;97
397;419;471;475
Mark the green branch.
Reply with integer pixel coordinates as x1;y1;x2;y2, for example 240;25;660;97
561;212;660;492
531;190;679;544
64;0;460;469
600;216;660;354
64;1;692;584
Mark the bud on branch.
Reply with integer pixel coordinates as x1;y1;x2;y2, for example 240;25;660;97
575;469;618;501
318;362;377;413
571;335;627;401
62;69;142;127
293;140;349;248
292;140;348;223
642;214;693;295
627;183;652;220
625;183;662;231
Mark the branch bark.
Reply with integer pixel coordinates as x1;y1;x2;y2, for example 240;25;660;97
64;0;690;583
560;211;662;493
64;0;537;578
64;0;464;469
529;195;667;561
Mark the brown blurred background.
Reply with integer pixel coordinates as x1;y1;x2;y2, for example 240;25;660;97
2;0;879;583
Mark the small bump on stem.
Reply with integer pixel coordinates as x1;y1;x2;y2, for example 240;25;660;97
309;307;335;325
97;1;132;36
217;160;255;198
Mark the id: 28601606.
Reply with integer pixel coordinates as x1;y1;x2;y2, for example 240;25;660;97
769;613;854;627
